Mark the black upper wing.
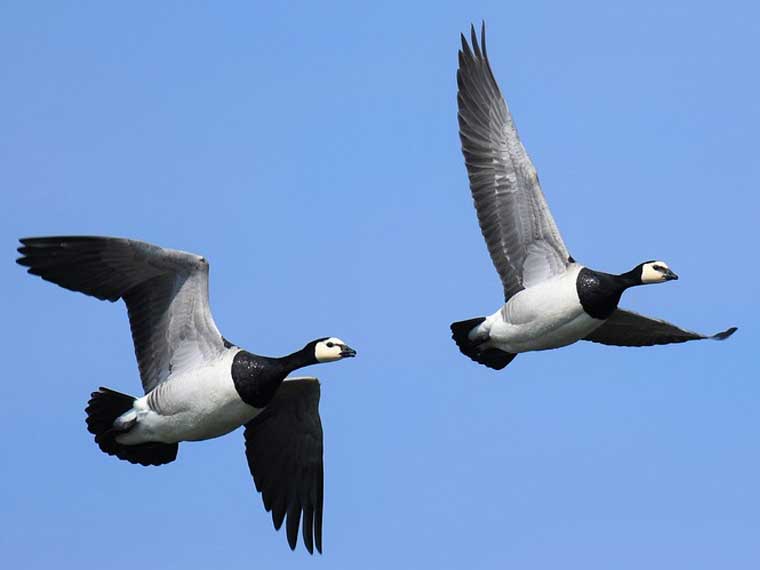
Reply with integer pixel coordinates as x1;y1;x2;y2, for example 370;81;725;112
244;377;324;554
584;308;737;347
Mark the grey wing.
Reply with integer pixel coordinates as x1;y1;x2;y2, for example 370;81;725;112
16;236;225;393
583;308;737;347
458;24;571;300
244;377;324;554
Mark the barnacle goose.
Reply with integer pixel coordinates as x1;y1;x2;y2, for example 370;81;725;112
451;25;736;370
16;236;356;554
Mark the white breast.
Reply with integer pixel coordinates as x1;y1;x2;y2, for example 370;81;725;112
117;348;261;445
486;265;604;352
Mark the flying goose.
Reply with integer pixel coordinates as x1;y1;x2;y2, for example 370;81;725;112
451;25;736;370
16;235;356;554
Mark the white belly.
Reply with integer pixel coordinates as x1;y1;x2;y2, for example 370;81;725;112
482;265;604;353
117;348;261;445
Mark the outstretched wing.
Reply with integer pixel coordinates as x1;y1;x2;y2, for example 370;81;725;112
584;308;737;347
458;23;571;300
16;236;225;393
244;377;324;554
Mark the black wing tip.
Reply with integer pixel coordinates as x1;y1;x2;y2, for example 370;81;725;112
272;506;286;531
16;236;103;256
17;238;37;263
18;235;83;244
460;21;487;53
17;236;59;247
711;326;737;341
17;235;120;249
458;33;472;62
302;532;316;555
285;535;319;555
257;481;319;554
286;509;302;552
280;514;319;555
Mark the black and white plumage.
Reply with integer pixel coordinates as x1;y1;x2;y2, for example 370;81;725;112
16;235;356;554
451;25;736;369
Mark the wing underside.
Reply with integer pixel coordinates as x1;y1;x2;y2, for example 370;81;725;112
17;236;225;392
457;24;571;300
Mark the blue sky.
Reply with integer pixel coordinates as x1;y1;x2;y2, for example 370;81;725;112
1;1;758;568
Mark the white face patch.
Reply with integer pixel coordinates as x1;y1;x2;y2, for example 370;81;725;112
641;260;671;284
315;337;349;363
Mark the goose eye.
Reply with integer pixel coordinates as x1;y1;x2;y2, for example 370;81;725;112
326;342;334;348
652;265;663;271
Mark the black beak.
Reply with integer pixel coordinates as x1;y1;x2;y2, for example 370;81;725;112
664;268;679;281
339;345;357;358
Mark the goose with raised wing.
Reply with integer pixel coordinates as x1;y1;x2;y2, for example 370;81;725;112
17;235;356;554
451;25;736;370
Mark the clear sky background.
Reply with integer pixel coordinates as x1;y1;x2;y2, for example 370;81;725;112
1;1;758;568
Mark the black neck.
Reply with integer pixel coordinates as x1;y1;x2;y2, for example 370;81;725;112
277;344;317;374
577;267;639;320
230;344;316;408
617;267;642;288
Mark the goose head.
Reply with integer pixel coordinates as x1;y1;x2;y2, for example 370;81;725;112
312;337;357;363
636;260;679;284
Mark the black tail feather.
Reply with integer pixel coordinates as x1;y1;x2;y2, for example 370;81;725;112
450;317;517;371
85;387;178;466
